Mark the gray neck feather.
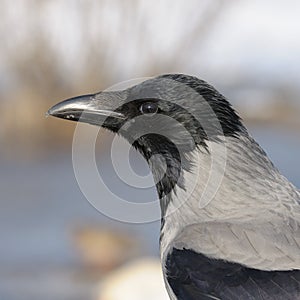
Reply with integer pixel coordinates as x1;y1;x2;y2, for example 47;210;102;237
159;132;300;255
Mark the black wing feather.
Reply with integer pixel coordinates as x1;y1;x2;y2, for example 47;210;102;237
166;248;300;300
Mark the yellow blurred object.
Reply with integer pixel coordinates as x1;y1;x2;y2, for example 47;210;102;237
73;227;141;272
98;258;169;300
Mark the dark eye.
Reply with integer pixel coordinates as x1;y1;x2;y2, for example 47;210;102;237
140;102;158;115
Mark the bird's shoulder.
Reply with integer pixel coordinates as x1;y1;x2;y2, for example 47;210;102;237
166;221;300;271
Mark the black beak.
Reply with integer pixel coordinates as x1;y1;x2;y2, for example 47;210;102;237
47;93;126;127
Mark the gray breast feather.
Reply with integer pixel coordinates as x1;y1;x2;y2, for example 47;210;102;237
160;134;300;265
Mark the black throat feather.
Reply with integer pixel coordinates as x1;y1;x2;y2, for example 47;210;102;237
133;134;195;219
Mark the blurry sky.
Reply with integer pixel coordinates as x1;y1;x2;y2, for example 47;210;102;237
1;0;300;89
200;0;300;86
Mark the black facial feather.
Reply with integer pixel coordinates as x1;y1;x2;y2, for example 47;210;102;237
116;99;208;148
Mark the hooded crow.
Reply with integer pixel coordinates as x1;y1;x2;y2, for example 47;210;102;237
48;74;300;299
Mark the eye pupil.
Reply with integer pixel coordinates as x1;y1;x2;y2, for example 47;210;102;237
140;102;158;115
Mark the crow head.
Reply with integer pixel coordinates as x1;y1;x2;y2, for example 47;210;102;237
48;74;244;206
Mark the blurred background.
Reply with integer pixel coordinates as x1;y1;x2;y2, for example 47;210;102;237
1;0;300;299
